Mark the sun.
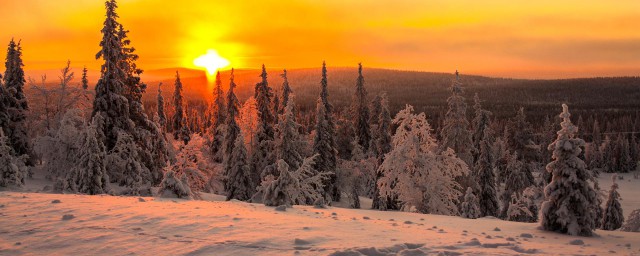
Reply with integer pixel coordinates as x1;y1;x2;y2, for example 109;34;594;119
194;49;230;75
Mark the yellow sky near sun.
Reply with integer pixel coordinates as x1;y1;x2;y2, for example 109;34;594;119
1;0;639;78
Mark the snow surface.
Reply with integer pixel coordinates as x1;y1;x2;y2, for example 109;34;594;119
0;172;638;255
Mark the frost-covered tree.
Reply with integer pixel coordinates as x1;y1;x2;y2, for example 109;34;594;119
499;153;533;218
471;93;491;162
368;95;382;157
461;187;481;219
210;71;226;162
440;70;473;167
29;61;86;134
251;64;276;188
506;191;537;223
72;119;110;195
600;136;614;173
106;132;144;191
615;134;633;173
335;115;355;160
602;174;624;230
168;134;210;193
92;0;133;150
238;97;259;152
378;105;468;215
156;83;166;129
621;209;640;232
337;140;376;209
34;109;86;180
158;170;193;199
222;69;242;191
262;156;327;206
92;0;168;186
3;39;33;165
225;133;253;201
313;62;339;202
540;104;599;236
172;71;187;142
506;108;538;162
371;93;393;210
81;66;89;90
353;63;371;152
474;127;499;217
279;69;292;115
275;95;303;171
0;129;27;187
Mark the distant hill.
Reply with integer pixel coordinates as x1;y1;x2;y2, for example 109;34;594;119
141;67;640;123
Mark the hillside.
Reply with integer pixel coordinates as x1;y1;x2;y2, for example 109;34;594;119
140;67;640;124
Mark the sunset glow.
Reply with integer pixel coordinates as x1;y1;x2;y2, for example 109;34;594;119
1;0;639;78
193;50;230;76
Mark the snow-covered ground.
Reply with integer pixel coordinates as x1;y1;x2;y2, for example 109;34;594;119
0;173;639;255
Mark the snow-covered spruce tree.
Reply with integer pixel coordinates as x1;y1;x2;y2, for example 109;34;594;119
506;108;538;162
378;105;468;215
600;136;614;173
335;115;355;160
461;187;481;219
371;93;393;210
92;0;169;187
34;109;85;180
471;93;491;162
106;132;143;191
72;118;110;195
172;71;187;142
602;174;624;230
238;96;259;152
81;66;89;90
222;69;242;192
313;62;339;202
540;104;599;236
210;71;226;163
263;160;298;206
92;0;133;151
156;83;166;129
275;95;303;170
615;134;633;173
506;192;536;222
440;70;473;167
368;94;382;157
225;133;253;201
0;129;27;187
251;64;276;189
168;134;209;193
158;169;193;199
279;69;292;115
337;140;376;209
473;127;499;217
353;63;371;152
3;39;34;165
499;152;533;218
621;209;640;232
262;155;327;206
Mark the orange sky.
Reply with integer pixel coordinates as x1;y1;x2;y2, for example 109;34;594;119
2;0;640;78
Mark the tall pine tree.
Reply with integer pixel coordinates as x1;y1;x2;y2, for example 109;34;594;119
210;71;226;162
440;70;473;167
353;63;371;152
313;62;339;202
3;39;33;165
540;104;599;236
251;64;276;188
172;71;186;141
223;69;243;194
